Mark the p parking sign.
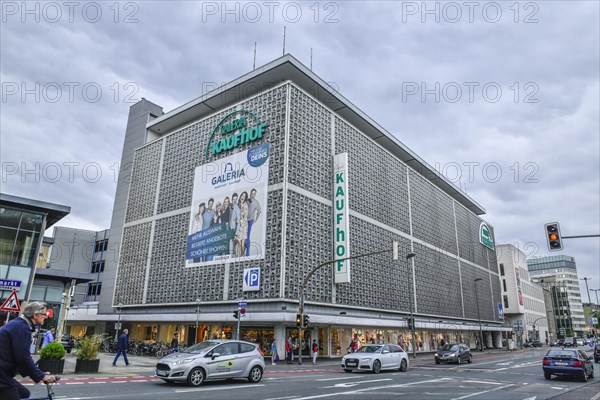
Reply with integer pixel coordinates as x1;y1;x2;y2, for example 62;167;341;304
243;267;260;292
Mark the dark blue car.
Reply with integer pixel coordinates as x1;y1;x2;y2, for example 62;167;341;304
542;348;594;382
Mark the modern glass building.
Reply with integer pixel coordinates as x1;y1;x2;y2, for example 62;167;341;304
96;55;506;356
0;193;70;324
527;255;587;336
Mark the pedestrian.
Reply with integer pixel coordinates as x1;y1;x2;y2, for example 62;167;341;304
42;327;55;348
285;337;293;364
113;328;130;366
0;301;57;400
271;340;278;365
171;334;179;353
312;339;318;365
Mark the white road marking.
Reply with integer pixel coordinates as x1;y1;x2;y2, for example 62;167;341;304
175;384;265;393
330;378;392;388
461;380;503;385
316;376;356;381
450;384;514;400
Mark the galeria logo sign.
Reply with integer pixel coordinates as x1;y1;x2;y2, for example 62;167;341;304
205;110;269;159
479;222;495;250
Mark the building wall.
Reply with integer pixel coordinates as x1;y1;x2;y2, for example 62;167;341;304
112;81;501;326
528;255;587;335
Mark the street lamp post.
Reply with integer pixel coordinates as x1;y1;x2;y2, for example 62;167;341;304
115;302;123;340
406;253;417;359
474;278;484;352
592;289;600;307
195;298;201;344
581;277;592;304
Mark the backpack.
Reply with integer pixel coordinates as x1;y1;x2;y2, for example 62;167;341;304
312;343;318;352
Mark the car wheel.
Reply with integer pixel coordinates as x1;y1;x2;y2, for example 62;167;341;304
344;369;353;373
400;359;408;372
468;354;472;364
372;360;382;374
581;368;588;382
544;371;551;380
248;365;263;383
187;367;205;387
435;359;440;365
457;356;462;365
589;366;594;378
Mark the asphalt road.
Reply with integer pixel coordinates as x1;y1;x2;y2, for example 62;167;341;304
24;348;598;400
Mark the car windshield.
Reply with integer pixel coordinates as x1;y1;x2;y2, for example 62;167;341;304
183;341;220;354
440;344;459;352
354;345;382;353
546;350;577;359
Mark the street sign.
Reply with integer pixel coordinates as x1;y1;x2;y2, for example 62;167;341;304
0;279;22;290
238;302;248;307
497;303;504;319
242;267;260;292
0;289;21;312
114;322;122;330
589;317;598;325
588;341;595;348
559;327;566;335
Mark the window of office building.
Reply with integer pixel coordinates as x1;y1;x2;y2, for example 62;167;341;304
87;282;102;296
90;261;104;273
499;263;505;276
94;239;108;253
502;279;507;292
503;295;509;308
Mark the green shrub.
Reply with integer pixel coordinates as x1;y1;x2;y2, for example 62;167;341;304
39;342;65;360
74;334;103;360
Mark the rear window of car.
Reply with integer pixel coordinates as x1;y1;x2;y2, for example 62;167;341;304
546;350;578;358
240;343;255;353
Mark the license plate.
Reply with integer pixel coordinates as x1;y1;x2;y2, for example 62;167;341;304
555;362;568;366
156;370;168;376
346;362;357;367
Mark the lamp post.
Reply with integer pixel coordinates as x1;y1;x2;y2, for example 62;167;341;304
592;289;600;307
474;278;484;352
115;302;123;340
581;277;592;304
195;298;201;344
406;252;417;359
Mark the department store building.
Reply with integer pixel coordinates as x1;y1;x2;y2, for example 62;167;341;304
97;55;507;357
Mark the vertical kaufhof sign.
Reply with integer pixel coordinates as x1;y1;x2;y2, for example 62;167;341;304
334;153;350;284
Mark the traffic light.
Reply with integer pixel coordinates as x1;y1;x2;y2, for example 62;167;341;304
296;314;302;327
407;317;414;330
303;314;310;328
544;222;563;251
233;309;239;319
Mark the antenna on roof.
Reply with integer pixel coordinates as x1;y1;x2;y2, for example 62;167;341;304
253;42;257;70
310;48;313;70
283;26;286;55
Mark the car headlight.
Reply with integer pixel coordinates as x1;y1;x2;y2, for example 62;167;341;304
434;353;438;357
450;353;457;357
170;358;194;366
361;358;371;362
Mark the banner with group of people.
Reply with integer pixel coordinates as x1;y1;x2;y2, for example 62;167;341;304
186;143;270;267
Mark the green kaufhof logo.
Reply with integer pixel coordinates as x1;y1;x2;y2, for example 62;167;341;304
205;110;268;159
479;222;494;250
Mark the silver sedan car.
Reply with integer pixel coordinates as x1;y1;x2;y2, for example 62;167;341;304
155;340;265;386
341;344;409;373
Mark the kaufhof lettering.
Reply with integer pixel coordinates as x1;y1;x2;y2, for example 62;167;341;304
211;123;268;156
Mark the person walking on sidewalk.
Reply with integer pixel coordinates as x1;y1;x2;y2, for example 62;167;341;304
285;337;293;364
312;340;319;365
41;327;55;348
113;328;130;366
271;340;278;365
0;301;58;400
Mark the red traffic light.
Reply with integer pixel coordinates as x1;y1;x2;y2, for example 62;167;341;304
46;309;53;318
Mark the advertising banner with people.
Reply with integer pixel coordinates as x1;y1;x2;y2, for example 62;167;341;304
186;143;270;267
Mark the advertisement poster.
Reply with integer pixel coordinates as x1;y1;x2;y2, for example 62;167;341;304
186;143;270;267
515;267;524;306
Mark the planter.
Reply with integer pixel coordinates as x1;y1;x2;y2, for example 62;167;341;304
36;359;65;374
75;359;100;374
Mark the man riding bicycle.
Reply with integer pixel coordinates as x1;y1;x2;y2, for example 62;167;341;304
0;301;58;399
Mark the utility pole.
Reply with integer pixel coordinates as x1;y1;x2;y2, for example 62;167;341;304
474;278;485;352
406;253;417;358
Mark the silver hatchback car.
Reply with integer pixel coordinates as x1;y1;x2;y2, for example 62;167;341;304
155;340;265;386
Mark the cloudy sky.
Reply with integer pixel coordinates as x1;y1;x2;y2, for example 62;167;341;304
1;1;598;297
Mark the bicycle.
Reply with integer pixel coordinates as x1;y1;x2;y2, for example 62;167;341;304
27;376;61;400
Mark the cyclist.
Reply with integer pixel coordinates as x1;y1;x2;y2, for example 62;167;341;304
0;301;57;400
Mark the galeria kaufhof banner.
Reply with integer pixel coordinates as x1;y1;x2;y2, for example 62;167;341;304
186;143;270;267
